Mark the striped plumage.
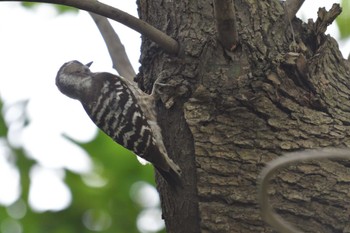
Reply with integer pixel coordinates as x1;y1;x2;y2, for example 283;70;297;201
55;60;181;186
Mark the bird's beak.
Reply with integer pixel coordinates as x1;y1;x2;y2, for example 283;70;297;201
85;61;93;67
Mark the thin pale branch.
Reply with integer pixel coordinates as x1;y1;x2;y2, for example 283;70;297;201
285;0;305;21
213;0;238;51
2;0;180;55
89;12;136;80
258;148;350;233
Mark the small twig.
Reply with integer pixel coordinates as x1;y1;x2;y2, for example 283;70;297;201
283;4;296;44
315;3;342;35
258;148;350;233
1;0;180;55
285;0;305;21
283;0;305;45
213;0;238;51
89;12;136;80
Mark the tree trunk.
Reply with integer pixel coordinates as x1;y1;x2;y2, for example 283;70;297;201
137;0;350;232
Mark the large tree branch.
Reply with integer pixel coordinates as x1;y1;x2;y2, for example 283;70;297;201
285;0;305;21
89;13;136;80
1;0;180;55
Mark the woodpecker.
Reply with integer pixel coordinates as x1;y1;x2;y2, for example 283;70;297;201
56;60;181;186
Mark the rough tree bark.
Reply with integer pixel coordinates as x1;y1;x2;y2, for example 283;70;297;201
137;0;350;233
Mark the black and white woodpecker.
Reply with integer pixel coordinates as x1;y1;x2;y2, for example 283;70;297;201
55;60;181;186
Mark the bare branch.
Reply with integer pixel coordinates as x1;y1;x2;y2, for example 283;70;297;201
285;0;305;21
213;0;238;51
314;3;342;35
258;148;350;233
2;0;180;55
89;12;136;80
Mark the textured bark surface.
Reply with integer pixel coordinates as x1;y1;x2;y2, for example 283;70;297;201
137;0;350;232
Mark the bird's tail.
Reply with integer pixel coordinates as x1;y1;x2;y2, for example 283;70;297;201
142;143;182;187
155;161;182;187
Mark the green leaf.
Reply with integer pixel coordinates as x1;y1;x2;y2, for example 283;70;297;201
53;4;79;14
336;0;350;39
20;2;37;8
20;2;78;14
0;98;7;137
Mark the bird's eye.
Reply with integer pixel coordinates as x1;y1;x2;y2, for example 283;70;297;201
73;68;85;74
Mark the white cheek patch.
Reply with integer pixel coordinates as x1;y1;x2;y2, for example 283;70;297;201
80;77;93;91
64;75;92;91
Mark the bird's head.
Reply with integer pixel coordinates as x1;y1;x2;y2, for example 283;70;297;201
56;60;94;100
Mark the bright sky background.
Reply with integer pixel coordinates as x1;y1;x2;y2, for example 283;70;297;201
0;0;348;232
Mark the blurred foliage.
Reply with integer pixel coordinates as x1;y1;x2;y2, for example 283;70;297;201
21;2;78;14
0;97;165;233
336;0;350;39
0;99;7;137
